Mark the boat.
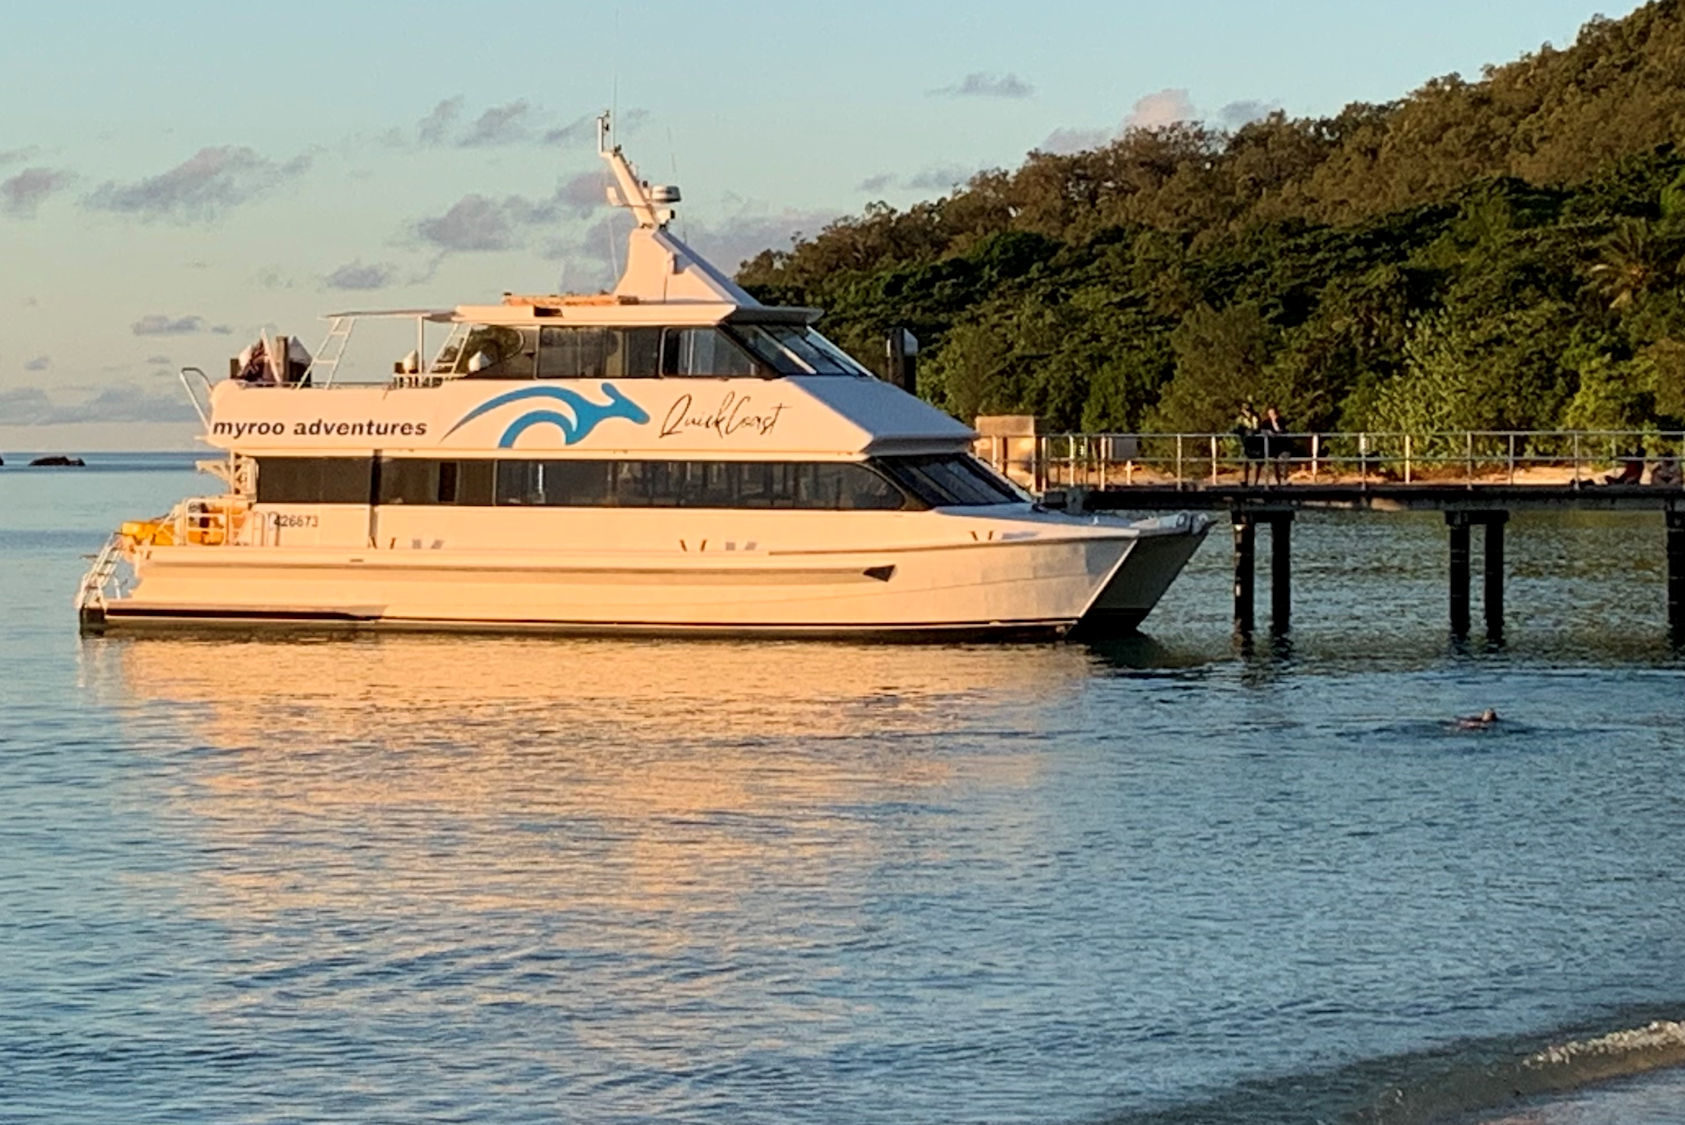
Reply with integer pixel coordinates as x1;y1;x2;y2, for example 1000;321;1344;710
76;115;1210;641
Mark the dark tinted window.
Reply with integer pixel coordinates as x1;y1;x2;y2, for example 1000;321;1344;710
378;458;438;505
874;455;1022;506
496;460;615;505
726;325;867;375
537;327;669;379
455;460;495;505
660;328;758;377
307;458;910;510
256;458;372;504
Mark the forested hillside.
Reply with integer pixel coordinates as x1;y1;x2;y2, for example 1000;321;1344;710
738;0;1685;435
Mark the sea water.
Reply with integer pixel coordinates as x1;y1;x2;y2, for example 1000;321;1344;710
3;455;1684;1124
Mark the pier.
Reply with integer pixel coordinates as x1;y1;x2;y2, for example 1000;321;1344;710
976;424;1685;641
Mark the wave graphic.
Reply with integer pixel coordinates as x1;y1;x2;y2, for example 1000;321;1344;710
443;384;649;447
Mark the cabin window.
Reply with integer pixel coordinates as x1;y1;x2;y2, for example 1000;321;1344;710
538;326;609;379
495;459;615;506
536;326;665;379
259;456;1010;510
255;458;373;504
377;458;439;505
411;459;494;504
732;324;858;375
458;326;536;378
873;454;1023;506
660;328;758;377
454;460;496;505
719;325;866;376
362;458;911;509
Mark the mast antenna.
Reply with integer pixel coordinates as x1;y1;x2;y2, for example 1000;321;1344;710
597;109;679;230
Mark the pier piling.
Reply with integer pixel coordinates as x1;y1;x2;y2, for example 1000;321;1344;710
1232;508;1294;635
1446;510;1508;640
1668;509;1685;640
1484;513;1508;640
1233;515;1255;635
1269;512;1293;634
1080;481;1684;642
1447;513;1472;638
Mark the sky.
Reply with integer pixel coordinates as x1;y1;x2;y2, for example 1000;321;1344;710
0;0;1646;451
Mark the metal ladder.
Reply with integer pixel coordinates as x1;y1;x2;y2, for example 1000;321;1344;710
74;532;125;627
304;317;357;387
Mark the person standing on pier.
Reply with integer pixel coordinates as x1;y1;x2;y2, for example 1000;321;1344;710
1234;402;1262;486
1262;406;1291;486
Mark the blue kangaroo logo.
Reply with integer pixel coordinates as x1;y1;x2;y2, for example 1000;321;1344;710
445;384;649;447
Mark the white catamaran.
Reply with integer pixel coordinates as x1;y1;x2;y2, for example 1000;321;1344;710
77;117;1210;640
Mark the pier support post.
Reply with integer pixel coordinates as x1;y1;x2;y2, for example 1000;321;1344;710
1447;513;1472;638
1483;512;1508;641
1232;514;1256;635
1668;509;1685;642
1269;512;1294;634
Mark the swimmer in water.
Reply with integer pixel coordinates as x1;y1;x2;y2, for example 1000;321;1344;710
1455;708;1499;730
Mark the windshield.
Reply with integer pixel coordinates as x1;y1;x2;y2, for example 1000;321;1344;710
872;455;1027;507
730;325;871;376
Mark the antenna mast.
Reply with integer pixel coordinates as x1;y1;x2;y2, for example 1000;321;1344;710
596;110;679;230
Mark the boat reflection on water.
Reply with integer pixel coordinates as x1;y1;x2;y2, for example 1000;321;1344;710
81;635;1098;921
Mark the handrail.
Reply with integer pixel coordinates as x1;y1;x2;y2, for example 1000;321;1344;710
178;367;214;430
977;429;1685;490
74;532;126;614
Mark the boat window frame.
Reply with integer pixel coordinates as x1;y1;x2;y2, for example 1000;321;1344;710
260;456;922;511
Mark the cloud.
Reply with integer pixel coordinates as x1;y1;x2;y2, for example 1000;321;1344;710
905;165;977;192
414;101;643;150
132;314;232;336
86;146;311;222
415;194;519;252
417;96;464;145
929;72;1034;99
537;199;838;285
1126;88;1196;130
2;167;73;217
557;171;607;217
0;146;40;167
24;355;51;371
686;207;842;273
73;384;201;423
1037;89;1265;155
323;260;396;290
460;100;532;146
413;176;610;254
145;354;171;365
0;387;52;420
855;167;980;194
0;383;199;425
1038;126;1114;155
1218;99;1279;129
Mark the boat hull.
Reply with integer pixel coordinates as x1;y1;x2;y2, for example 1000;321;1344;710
88;523;1206;641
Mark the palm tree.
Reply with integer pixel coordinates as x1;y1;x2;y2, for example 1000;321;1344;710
1587;219;1670;309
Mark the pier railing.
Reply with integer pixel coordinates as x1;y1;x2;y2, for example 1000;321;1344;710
978;430;1685;491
